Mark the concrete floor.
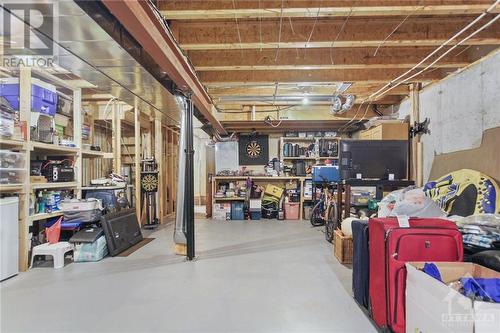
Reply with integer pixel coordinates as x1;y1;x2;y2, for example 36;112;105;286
1;219;376;333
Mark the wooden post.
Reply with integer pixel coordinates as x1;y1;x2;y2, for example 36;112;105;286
112;101;122;174
154;115;163;221
73;88;82;198
134;105;141;225
409;83;422;186
168;129;174;213
19;66;31;272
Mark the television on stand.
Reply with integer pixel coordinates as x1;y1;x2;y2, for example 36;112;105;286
339;140;409;180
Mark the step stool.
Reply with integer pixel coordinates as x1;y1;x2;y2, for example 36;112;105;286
30;242;74;269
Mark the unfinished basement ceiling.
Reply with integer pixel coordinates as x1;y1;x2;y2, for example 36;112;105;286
159;0;500;123
1;1;184;126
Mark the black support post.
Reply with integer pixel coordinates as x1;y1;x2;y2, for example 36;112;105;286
184;93;195;260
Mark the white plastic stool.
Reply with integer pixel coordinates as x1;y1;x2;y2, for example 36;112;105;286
30;242;73;269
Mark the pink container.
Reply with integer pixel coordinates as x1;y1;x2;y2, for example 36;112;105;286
284;202;300;220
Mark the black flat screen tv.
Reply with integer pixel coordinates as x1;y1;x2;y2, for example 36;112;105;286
101;209;143;256
339;140;408;180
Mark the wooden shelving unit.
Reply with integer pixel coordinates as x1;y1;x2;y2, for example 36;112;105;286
211;175;312;220
0;138;26;150
0;67;181;273
30;142;79;155
29;211;64;222
0;184;25;192
31;182;79;190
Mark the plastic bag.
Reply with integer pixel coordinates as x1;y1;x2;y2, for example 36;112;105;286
46;216;62;244
378;187;446;218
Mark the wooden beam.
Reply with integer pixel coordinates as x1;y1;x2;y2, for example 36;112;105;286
154;116;164;220
102;0;226;134
160;1;494;11
220;119;368;133
198;68;449;84
162;4;498;20
207;83;410;97
188;46;471;70
173;17;500;50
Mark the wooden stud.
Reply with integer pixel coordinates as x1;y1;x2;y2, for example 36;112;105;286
154;116;164;220
134;105;141;225
73;88;82;199
18;66;31;272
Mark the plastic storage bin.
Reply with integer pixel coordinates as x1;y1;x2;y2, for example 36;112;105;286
0;151;25;184
250;211;261;220
284;202;300;220
0;78;58;115
0;150;24;169
312;165;340;183
231;201;245;220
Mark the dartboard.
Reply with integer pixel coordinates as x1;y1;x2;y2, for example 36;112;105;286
141;172;159;192
246;141;262;158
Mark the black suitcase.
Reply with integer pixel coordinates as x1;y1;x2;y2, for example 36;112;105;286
352;219;370;310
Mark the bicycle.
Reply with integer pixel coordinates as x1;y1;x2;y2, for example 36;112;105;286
309;184;340;243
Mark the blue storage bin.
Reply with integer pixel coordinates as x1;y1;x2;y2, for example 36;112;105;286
0;78;58;116
250;211;261;220
312;165;340;183
231;201;245;220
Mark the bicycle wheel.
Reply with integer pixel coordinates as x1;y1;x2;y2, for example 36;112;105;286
325;202;338;243
310;200;325;227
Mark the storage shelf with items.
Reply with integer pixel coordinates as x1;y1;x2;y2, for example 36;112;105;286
211;175;313;221
279;135;340;181
0;66;85;272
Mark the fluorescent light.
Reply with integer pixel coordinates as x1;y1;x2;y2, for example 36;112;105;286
302;97;309;105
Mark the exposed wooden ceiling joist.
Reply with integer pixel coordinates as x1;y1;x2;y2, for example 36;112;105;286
172;17;500;50
198;68;449;84
188;46;472;71
220;119;368;133
160;1;495;11
206;83;410;97
162;4;499;20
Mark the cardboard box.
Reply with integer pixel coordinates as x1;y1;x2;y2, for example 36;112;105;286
213;203;230;220
406;262;500;333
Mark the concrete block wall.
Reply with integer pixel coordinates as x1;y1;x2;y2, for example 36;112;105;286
398;50;500;181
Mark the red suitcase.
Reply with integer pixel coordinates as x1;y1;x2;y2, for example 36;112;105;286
369;217;463;333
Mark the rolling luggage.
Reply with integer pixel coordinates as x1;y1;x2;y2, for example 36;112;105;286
369;217;463;333
351;219;370;310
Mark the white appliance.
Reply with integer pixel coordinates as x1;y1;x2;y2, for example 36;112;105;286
0;197;19;281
